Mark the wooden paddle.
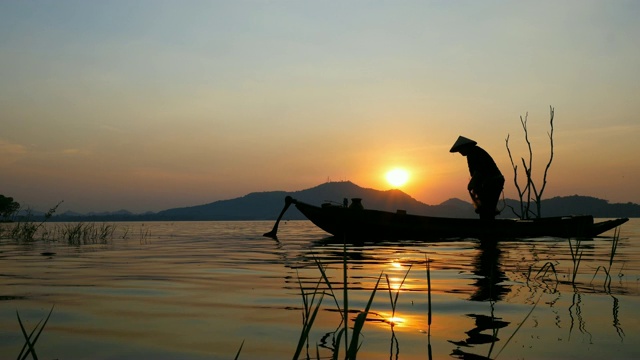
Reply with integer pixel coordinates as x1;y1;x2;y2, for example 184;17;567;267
263;196;294;239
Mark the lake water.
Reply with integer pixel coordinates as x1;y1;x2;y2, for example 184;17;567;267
1;219;639;359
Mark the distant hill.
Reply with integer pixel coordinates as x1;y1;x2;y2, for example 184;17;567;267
151;181;475;220
502;195;640;218
49;181;640;221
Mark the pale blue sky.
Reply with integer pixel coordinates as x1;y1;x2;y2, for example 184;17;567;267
2;1;639;212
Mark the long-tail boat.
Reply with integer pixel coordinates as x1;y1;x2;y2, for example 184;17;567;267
264;196;628;240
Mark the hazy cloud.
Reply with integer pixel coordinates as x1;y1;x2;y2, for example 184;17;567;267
0;139;28;166
61;148;92;156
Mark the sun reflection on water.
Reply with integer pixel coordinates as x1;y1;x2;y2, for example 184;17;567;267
387;316;405;326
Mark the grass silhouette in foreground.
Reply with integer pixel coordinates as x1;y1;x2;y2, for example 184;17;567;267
15;306;54;360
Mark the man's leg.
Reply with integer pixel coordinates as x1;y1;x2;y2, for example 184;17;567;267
478;179;504;220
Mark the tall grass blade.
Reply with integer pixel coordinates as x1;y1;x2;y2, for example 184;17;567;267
568;238;584;284
331;328;345;360
293;292;324;360
591;266;612;291
385;264;412;319
591;228;622;291
234;340;245;360
610;227;620;267
313;256;343;317
384;264;410;360
342;234;349;353
426;255;433;360
426;256;432;328
495;295;541;359
534;261;559;282
346;272;383;360
385;274;393;311
16;313;40;360
292;273;325;360
16;305;54;360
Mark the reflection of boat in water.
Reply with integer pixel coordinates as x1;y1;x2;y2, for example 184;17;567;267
265;196;628;241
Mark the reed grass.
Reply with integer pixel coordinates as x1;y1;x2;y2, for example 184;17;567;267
346;273;382;360
425;256;432;329
8;202;61;242
58;222;116;245
139;224;151;244
527;261;559;283
494;295;541;359
425;256;433;360
292;269;325;360
312;257;343;317
523;227;624;290
1;201;124;247
341;236;349;352
568;238;584;284
292;230;626;360
385;264;412;323
111;224;149;243
15;306;54;360
592;227;622;291
8;221;118;245
383;264;406;360
234;340;245;360
292;243;383;360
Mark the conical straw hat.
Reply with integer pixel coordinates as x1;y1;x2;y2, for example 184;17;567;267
450;136;477;152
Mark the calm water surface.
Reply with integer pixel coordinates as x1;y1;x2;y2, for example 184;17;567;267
1;219;639;359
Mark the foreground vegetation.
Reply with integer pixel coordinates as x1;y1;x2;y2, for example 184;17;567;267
288;225;625;359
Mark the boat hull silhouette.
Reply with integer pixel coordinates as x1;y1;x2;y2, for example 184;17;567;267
289;198;628;240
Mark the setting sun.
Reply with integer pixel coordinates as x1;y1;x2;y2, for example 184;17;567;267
385;168;410;188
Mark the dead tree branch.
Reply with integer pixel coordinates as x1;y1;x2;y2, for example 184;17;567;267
505;106;556;219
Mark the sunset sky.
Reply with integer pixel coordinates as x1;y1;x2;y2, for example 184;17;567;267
2;1;639;213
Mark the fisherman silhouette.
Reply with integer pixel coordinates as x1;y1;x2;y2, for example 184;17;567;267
450;136;505;220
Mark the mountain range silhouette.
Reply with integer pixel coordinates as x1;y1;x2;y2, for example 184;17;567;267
52;181;640;221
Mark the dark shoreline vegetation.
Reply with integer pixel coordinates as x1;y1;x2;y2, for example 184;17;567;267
1;216;627;359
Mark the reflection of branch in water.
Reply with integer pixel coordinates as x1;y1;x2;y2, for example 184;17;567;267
317;329;342;358
546;291;562;329
567;291;576;340
568;289;593;343
389;325;399;360
611;294;625;341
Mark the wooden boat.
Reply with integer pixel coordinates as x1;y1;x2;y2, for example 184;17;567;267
264;196;628;240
